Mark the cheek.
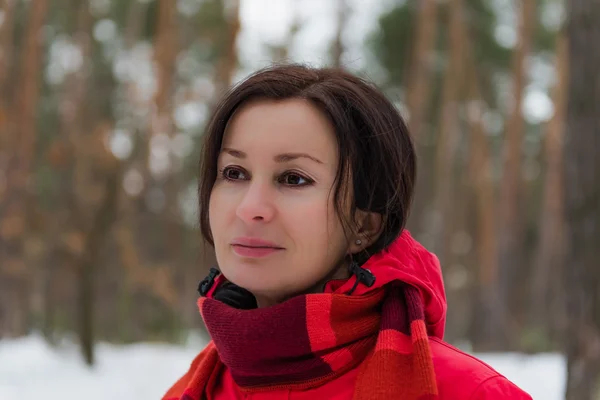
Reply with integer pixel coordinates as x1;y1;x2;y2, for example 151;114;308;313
209;188;235;271
286;195;346;251
208;187;231;241
208;190;218;233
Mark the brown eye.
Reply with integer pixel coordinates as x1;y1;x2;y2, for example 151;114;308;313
222;167;247;181
279;172;311;186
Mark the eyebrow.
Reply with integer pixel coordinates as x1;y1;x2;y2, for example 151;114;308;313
221;147;323;164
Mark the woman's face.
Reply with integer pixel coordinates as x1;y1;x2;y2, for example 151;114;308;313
209;98;351;306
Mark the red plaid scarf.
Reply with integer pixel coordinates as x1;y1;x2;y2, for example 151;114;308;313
163;282;439;400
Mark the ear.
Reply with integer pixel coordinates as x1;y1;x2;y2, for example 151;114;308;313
348;209;383;254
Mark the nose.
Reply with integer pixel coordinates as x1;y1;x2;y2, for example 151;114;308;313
235;179;276;223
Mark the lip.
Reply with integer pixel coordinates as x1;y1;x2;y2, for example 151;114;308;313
230;237;284;258
231;237;283;248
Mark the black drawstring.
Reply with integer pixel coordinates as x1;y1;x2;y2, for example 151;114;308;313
346;261;376;295
198;267;221;296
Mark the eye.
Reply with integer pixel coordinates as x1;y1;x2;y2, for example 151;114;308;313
220;166;247;181
279;172;313;187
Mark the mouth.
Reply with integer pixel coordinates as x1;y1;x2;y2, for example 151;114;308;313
231;244;284;258
230;237;284;258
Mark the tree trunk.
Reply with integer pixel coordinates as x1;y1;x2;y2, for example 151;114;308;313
0;0;16;114
432;0;465;264
331;0;349;68
140;0;178;188
564;1;600;398
405;0;438;139
0;0;48;338
404;0;439;245
0;0;18;339
37;0;91;344
78;159;121;366
214;0;240;95
495;0;536;350
528;29;568;344
151;0;181;278
153;0;178;126
14;0;47;177
60;0;96;360
52;0;112;364
460;11;500;351
123;0;148;49
113;0;149;340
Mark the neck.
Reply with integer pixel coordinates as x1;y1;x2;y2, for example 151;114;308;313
254;259;351;308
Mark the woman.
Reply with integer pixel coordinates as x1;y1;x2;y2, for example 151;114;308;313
163;64;531;399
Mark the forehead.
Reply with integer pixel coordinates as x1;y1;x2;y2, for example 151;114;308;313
221;98;338;162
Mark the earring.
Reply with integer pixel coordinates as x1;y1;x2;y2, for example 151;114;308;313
355;239;362;245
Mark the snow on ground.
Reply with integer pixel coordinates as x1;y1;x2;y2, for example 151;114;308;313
477;352;565;399
0;334;564;400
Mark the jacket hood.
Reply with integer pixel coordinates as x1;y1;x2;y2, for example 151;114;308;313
331;230;447;339
204;230;447;339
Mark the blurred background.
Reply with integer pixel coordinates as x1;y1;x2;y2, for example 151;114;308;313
0;0;598;399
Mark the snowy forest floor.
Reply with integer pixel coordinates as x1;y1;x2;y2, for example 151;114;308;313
0;334;564;399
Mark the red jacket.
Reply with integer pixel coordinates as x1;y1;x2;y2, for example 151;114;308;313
202;232;532;399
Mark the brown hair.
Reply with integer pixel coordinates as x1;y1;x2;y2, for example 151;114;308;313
199;64;416;264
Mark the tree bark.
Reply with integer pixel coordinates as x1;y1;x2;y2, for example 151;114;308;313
140;0;178;188
151;0;181;275
404;0;439;246
123;0;148;49
153;0;178;126
529;29;568;341
0;0;16;111
0;0;18;339
113;0;149;340
496;0;536;350
564;1;600;398
459;6;501;351
58;0;96;360
214;0;240;95
14;0;47;177
331;0;349;68
405;0;438;139
0;0;48;338
78;158;121;366
432;0;465;264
